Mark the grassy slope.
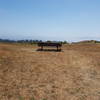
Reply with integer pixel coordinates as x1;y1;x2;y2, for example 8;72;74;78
0;43;100;100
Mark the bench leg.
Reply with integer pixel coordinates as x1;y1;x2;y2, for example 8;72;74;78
41;46;43;50
57;46;58;51
57;46;61;51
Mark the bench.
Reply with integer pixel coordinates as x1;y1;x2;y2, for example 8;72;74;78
38;42;62;51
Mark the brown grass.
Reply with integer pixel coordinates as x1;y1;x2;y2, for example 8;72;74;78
0;43;100;100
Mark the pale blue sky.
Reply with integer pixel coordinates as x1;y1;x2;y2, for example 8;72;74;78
0;0;100;41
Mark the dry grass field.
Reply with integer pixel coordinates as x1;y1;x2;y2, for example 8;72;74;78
0;43;100;100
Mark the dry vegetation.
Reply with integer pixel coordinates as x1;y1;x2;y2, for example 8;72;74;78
0;43;100;100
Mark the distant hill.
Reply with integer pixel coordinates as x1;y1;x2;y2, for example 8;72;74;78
73;40;100;44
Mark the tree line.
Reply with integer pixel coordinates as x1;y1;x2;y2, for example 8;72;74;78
0;39;68;44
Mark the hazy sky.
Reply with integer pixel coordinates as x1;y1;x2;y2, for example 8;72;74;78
0;0;100;41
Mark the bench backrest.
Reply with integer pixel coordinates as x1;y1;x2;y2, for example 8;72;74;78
38;42;62;47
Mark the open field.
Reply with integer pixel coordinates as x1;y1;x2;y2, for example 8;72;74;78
0;43;100;100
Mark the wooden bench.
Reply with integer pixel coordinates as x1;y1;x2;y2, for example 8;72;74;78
38;42;62;51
